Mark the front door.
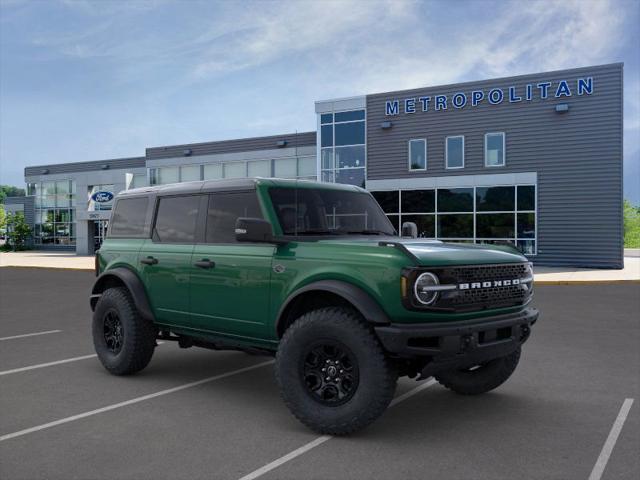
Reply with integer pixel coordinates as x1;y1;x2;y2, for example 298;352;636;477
189;191;274;339
94;220;109;252
140;194;203;327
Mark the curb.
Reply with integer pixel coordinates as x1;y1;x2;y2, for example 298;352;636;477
0;265;94;272
534;279;640;285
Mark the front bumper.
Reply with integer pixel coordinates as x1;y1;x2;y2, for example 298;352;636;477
375;307;538;377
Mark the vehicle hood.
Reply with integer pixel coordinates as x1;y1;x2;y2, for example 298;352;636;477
399;239;526;266
317;237;527;266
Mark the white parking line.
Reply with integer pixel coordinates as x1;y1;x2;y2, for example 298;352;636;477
0;330;62;341
0;359;274;442
588;398;634;480
237;378;437;480
0;354;98;376
0;341;165;376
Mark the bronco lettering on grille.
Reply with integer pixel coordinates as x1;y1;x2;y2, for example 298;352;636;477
459;279;521;290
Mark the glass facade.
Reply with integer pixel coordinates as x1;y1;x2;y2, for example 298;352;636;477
372;184;537;255
33;179;76;245
150;156;316;185
320;110;366;187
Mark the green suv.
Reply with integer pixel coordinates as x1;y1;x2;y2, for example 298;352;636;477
91;178;538;435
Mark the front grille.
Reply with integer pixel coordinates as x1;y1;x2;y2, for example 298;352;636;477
446;263;528;283
414;263;532;312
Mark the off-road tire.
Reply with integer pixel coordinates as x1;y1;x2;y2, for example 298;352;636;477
435;347;521;395
92;287;157;375
276;307;397;435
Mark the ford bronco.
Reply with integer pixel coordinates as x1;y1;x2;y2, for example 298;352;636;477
91;178;538;435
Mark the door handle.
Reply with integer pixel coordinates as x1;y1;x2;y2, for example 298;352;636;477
140;256;158;265
194;259;215;269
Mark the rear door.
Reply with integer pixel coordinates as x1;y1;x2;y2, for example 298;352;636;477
139;194;204;327
189;190;274;339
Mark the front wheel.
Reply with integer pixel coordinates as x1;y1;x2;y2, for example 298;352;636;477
435;347;521;395
276;307;397;435
92;287;157;375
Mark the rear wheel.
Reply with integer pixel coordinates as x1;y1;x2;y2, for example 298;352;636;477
92;287;157;375
435;347;521;395
276;307;397;435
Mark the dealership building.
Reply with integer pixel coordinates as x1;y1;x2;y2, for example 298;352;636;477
13;63;623;267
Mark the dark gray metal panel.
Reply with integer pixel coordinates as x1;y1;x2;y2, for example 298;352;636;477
366;63;623;268
146;132;317;159
24;157;146;177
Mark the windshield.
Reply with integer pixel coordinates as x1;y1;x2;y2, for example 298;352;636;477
268;187;396;236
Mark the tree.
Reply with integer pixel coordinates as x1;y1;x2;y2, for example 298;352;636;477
0;205;6;231
6;211;32;251
0;185;26;204
623;199;640;248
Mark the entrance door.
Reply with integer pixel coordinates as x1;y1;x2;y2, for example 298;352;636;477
94;220;109;252
189;191;274;339
139;194;203;327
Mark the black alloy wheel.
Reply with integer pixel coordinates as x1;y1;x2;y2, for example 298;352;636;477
103;309;124;354
302;342;359;406
276;306;398;435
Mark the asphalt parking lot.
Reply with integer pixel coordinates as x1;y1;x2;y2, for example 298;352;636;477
0;267;638;480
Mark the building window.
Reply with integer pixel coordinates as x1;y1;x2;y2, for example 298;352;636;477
248;160;271;177
485;132;505;167
149;166;179;185
408;139;427;171
180;164;201;182
129;174;147;189
446;136;464;169
151;155;316;185
223;162;246;179
33;179;76;246
369;184;536;255
320;109;366;187
203;164;223;180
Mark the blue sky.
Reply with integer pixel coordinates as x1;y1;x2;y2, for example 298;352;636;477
1;0;639;202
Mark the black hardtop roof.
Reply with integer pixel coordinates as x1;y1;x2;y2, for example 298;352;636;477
116;177;364;198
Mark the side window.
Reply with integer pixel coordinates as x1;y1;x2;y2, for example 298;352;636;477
206;191;263;243
153;195;201;243
110;197;149;237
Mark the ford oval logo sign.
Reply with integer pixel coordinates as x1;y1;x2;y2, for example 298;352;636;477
91;191;114;203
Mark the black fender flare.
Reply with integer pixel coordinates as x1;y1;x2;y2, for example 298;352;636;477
276;280;390;336
90;267;155;322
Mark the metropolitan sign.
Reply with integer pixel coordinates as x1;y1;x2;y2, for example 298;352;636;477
384;77;594;115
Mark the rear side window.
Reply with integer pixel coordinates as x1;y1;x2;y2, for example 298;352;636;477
153;195;201;243
206;191;263;243
110;197;149;237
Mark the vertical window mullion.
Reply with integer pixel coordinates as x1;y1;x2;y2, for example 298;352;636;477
434;188;438;239
514;185;518;247
473;186;477;244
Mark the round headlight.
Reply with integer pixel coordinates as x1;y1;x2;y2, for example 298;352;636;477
414;272;440;305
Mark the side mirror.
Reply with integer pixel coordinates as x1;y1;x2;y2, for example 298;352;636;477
401;221;418;239
235;217;276;243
